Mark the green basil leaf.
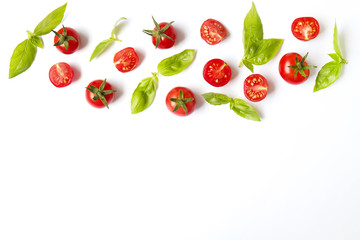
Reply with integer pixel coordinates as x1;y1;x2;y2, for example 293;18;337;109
111;17;127;39
243;2;263;51
332;23;347;64
202;92;232;105
89;39;114;62
157;49;195;76
230;98;261;121
131;74;158;114
9;39;37;79
33;3;67;36
244;38;283;66
29;35;44;49
242;59;254;73
328;53;341;63
313;61;342;92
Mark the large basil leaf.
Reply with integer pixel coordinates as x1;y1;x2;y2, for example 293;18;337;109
230;98;261;122
9;39;37;79
33;3;67;36
131;74;158;114
313;61;342;92
157;49;195;76
244;38;284;65
243;2;263;51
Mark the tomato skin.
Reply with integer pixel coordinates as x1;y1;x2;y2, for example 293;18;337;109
113;47;139;73
203;59;232;87
279;53;310;84
166;87;196;116
85;80;115;108
291;17;320;41
244;74;268;102
53;27;80;54
200;19;227;45
152;22;177;49
49;62;74;88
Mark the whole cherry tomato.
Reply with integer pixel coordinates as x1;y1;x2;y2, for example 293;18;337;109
166;87;196;116
85;79;116;109
53;25;80;54
279;52;316;84
143;16;177;49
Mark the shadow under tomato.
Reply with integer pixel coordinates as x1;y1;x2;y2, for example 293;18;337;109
70;63;81;83
77;29;88;51
107;78;123;103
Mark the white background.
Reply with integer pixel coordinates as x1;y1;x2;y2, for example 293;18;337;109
1;0;360;239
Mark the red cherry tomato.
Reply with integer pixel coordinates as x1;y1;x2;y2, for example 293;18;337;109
279;52;315;84
53;26;80;54
143;17;177;49
244;74;268;102
113;47;139;73
200;19;227;45
85;79;116;109
203;59;232;87
49;62;74;88
291;17;320;41
166;87;196;116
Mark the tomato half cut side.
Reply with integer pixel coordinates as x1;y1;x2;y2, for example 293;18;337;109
291;17;320;41
203;59;232;87
114;47;139;73
244;74;268;102
49;62;74;88
200;19;227;45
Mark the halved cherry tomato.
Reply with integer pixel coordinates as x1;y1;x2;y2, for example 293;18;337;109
49;62;74;88
203;59;232;87
200;19;227;45
166;87;196;116
113;47;139;73
85;79;116;109
244;74;268;102
291;17;320;41
279;52;316;84
53;26;80;54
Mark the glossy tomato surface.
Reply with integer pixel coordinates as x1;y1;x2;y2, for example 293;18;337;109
244;74;268;102
49;62;74;88
203;59;232;87
166;87;196;116
113;47;139;73
279;52;310;84
85;80;115;108
200;19;227;45
152;22;177;49
53;27;80;54
291;17;320;41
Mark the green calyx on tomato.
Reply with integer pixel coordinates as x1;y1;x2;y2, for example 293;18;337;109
52;25;78;51
169;90;194;114
143;16;175;48
86;79;116;109
288;52;316;79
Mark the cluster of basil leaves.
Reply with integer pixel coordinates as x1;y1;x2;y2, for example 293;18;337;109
9;3;67;79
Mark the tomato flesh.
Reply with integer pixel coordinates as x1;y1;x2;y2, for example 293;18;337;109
203;59;232;87
166;87;196;116
53;27;80;54
244;74;268;102
291;17;320;41
200;19;227;45
279;52;310;84
49;62;74;88
85;80;115;108
113;47;139;73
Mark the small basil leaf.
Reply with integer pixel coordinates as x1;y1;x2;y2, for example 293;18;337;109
111;17;127;39
332;23;347;64
202;92;231;105
328;53;341;63
29;35;43;49
244;38;283;66
131;74;158;114
33;3;67;36
9;39;37;79
157;49;195;76
89;39;114;62
243;2;263;51
313;61;342;92
230;98;261;121
242;59;254;73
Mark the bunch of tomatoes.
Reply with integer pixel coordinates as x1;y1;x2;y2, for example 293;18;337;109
49;16;320;116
